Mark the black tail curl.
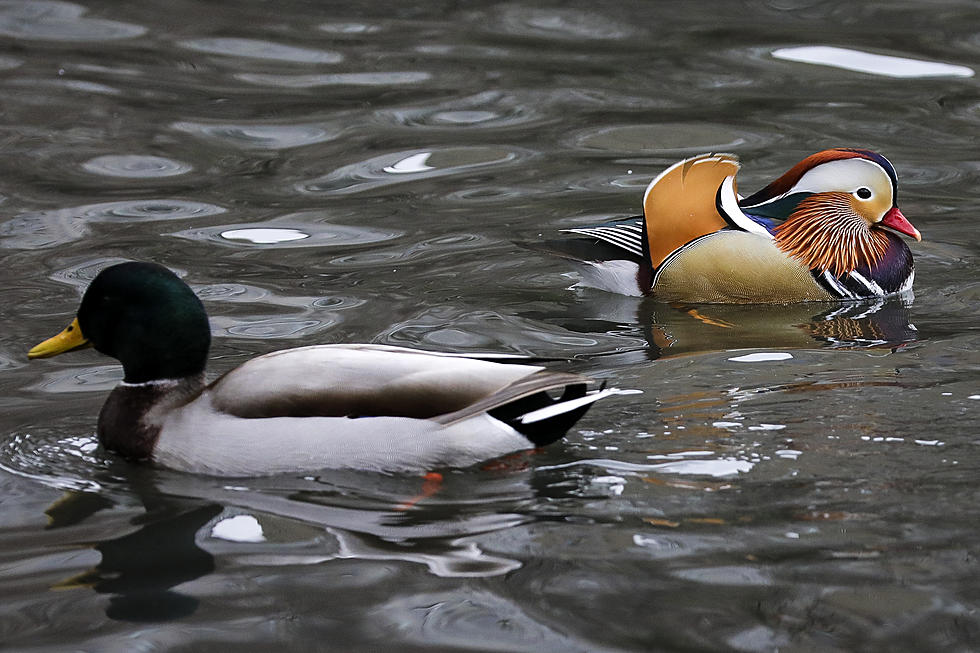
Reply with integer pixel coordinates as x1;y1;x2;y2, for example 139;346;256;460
488;383;590;446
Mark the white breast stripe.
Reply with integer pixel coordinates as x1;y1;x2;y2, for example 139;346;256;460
822;271;856;299
898;269;914;294
848;271;885;296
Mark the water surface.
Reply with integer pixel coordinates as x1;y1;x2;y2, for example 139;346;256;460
1;1;978;650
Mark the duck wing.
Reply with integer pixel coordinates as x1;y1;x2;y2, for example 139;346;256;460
208;344;550;420
556;216;646;261
643;153;740;269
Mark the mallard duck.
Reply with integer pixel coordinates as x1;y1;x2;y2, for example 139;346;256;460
28;262;624;476
547;148;921;303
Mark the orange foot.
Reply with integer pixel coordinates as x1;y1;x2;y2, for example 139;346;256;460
395;472;444;511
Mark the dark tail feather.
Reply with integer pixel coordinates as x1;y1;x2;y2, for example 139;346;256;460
435;370;637;447
488;383;589;446
489;384;637;447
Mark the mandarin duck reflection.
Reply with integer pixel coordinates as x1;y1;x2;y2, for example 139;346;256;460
550;149;920;303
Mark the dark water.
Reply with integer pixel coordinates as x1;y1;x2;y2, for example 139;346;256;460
1;1;978;650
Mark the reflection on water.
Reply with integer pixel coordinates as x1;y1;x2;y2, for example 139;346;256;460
1;200;226;249
299;146;530;195
176;38;344;64
520;292;918;361
1;0;978;649
172;215;404;249
81;155;192;179
640;296;919;358
772;46;975;79
48;493;222;622
172;121;339;150
0;1;147;41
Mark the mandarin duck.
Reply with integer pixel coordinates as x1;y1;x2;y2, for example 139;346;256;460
551;148;920;303
28;262;625;476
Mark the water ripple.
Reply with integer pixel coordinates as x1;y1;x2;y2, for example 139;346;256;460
572;123;771;155
377;91;547;130
2;76;122;96
177;38;343;64
30;366;123;394
0;430;109;493
299;147;531;195
377;306;637;356
893;162;973;189
194;283;366;317
81;155;192;178
172;121;339;150
443;185;539;204
48;258;179;291
377;589;579;645
0;200;226;249
170;214;403;250
221;318;335;340
318;22;381;35
490;6;638;41
326;233;491;268
0;1;146;41
237;71;430;88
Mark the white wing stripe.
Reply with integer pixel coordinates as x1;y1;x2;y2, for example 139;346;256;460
562;224;644;256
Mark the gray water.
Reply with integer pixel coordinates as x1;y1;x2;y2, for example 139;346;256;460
1;1;978;651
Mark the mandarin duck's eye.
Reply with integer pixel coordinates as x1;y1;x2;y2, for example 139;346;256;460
855;187;872;200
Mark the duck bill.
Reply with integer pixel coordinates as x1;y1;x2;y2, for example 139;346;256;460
881;206;921;241
28;318;91;359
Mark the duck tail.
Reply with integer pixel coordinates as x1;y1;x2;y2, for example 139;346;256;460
489;384;633;446
436;371;638;447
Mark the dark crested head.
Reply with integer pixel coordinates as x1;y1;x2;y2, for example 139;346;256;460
78;262;211;383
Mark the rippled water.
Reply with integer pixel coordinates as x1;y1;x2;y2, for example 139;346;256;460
1;1;978;650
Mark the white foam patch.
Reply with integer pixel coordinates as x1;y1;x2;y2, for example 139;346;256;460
649;458;755;477
211;515;266;542
773;46;974;78
220;228;310;244
728;352;793;363
712;421;743;429
748;424;786;431
383;152;435;173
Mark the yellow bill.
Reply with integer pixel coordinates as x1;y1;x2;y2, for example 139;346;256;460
28;318;90;359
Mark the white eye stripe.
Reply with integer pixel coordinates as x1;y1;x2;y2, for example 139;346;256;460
791;159;893;198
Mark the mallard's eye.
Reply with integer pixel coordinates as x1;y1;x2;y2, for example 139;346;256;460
855;187;872;200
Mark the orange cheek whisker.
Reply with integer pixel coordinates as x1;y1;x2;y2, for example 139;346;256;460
774;193;889;276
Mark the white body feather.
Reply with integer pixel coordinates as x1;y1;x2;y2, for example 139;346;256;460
153;403;531;476
146;345;572;476
572;260;643;297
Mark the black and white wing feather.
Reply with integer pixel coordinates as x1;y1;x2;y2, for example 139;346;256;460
560;217;645;259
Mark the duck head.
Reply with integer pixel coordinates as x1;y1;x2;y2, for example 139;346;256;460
28;262;211;383
738;149;920;276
